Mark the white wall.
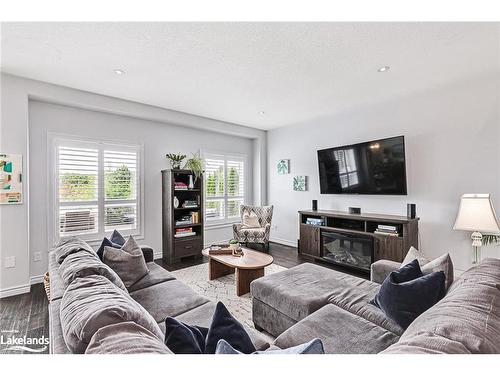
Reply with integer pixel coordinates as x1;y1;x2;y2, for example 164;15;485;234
0;73;266;297
267;72;500;272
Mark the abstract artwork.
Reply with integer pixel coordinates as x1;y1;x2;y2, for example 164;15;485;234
0;153;23;204
293;176;307;191
277;159;290;174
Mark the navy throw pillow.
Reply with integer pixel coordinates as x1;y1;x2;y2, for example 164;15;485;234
372;259;423;308
164;317;208;354
205;302;256;354
109;230;126;246
374;269;446;330
96;237;121;260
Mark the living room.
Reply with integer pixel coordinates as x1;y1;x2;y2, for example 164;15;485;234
1;0;500;371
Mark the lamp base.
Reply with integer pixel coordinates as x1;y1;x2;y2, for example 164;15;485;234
471;231;483;264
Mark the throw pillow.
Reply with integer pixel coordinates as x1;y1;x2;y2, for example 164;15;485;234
205;302;256;354
110;229;126;246
164;317;209;354
103;236;149;288
96;237;121;260
59;250;127;292
215;338;325;354
402;246;454;289
373;267;446;330
60;275;163;353
242;211;260;228
86;322;172;354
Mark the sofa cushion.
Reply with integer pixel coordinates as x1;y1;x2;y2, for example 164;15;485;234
274;304;400;354
173;301;271;351
103;236;149;287
60;275;163;353
164;317;208;354
48;251;67;302
205;302;256;354
127;262;176;293
383;258;500;354
96;237;121;260
403;247;454;289
48;299;71;354
250;263;348;322
85;322;171;354
52;236;98;264
130;280;209;322
110;229;126;246
216;338;324;354
59;250;127;292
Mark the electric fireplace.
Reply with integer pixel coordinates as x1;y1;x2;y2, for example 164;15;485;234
321;231;374;272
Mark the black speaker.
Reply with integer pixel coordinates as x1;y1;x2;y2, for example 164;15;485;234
349;207;361;214
407;203;416;219
312;200;318;211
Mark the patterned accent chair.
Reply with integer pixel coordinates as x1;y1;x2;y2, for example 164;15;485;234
233;205;274;250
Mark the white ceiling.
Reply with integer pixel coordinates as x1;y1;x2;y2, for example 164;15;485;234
1;22;499;130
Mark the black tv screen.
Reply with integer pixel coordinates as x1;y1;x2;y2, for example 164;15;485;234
317;136;407;195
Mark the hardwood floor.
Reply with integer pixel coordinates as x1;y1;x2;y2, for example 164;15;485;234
0;241;366;355
0;283;49;354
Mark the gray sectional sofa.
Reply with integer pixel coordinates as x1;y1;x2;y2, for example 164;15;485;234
251;258;500;354
48;237;271;354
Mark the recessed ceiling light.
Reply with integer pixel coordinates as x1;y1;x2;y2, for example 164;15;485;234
377;66;390;72
259;111;266;115
114;69;125;75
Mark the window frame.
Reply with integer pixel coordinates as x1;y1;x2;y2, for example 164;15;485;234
48;134;144;246
202;150;247;227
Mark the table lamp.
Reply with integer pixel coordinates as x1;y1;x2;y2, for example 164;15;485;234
453;194;500;264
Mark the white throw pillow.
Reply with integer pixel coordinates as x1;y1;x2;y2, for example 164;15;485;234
242;211;260;228
401;246;454;289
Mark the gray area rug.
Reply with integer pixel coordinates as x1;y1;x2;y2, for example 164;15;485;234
172;262;286;330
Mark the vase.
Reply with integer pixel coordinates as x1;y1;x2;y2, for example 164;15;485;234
173;196;179;208
188;175;194;189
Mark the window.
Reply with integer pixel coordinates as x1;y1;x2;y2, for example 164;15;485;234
53;137;142;242
204;153;245;224
334;148;359;188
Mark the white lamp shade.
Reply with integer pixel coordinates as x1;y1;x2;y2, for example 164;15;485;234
453;194;500;233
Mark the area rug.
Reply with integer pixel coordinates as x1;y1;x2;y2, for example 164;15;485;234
171;262;286;330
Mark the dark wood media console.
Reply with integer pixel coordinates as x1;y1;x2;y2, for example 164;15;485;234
298;210;419;274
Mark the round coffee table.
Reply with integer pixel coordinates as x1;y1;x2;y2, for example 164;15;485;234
201;247;274;296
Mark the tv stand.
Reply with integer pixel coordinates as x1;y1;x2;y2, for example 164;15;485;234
298;209;419;274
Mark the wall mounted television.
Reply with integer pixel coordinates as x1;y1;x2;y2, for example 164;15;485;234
317;135;407;195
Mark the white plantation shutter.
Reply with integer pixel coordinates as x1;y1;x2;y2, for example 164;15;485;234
54;138;141;241
204;153;245;223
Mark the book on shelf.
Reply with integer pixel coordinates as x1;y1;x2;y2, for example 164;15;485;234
377;224;398;231
374;229;399;236
174;181;188;190
174;232;197;238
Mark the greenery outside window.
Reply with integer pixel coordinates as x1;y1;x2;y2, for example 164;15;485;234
54;137;141;242
204;152;245;225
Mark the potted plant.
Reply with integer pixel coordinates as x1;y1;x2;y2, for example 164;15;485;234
183;152;204;183
229;239;242;257
166;153;186;169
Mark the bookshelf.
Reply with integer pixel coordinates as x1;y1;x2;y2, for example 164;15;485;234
162;169;204;264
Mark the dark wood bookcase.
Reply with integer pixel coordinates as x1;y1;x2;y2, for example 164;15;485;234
162;169;204;264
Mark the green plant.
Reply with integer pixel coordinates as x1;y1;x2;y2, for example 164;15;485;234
183;152;204;183
229;239;239;244
165;153;186;169
482;234;500;246
105;165;132;199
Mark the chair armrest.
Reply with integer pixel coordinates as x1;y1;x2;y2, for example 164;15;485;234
264;223;271;233
140;245;154;263
370;259;402;284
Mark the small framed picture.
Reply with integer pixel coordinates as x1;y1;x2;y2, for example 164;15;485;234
293;176;308;191
277;159;290;174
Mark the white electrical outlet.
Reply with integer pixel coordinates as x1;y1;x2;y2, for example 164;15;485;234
34;252;42;262
4;256;16;268
272;224;278;230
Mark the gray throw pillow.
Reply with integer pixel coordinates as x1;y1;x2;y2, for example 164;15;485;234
402;246;454;289
52;236;98;264
103;236;149;288
216;338;324;354
59;250;127;292
60;274;163;353
85;322;172;354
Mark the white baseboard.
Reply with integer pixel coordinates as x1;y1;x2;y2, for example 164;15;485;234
154;252;162;260
0;284;31;299
270;237;297;248
30;275;45;285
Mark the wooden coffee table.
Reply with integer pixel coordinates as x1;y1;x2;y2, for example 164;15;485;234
201;247;274;296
